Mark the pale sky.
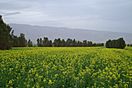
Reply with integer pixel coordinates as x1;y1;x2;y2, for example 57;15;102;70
0;0;132;33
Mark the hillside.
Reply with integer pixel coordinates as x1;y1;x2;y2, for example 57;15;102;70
10;24;132;44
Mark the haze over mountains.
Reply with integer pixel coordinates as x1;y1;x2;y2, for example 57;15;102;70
10;24;132;44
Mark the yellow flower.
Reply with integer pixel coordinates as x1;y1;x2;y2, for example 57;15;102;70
48;80;53;85
8;80;13;84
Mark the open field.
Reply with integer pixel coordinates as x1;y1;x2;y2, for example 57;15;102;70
0;47;132;88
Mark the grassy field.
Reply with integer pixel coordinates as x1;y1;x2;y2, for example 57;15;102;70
0;47;132;88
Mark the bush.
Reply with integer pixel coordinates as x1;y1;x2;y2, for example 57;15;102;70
106;38;126;49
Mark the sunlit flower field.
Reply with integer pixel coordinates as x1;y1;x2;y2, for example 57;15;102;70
0;47;131;88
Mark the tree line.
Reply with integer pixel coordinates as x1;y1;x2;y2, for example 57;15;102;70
127;44;132;47
11;32;33;47
37;37;104;47
0;15;130;50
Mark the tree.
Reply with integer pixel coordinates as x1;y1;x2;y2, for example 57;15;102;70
53;38;61;47
12;35;20;47
48;40;52;47
61;39;65;47
66;38;74;47
39;38;43;47
87;41;92;46
43;37;53;47
118;38;126;49
106;38;126;49
72;39;77;47
28;39;33;47
0;15;12;50
83;40;87;47
106;40;111;48
18;33;27;47
37;38;40;46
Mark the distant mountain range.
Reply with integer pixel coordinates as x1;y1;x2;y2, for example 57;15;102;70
10;23;132;44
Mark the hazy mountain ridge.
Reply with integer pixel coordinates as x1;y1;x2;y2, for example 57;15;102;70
10;23;132;44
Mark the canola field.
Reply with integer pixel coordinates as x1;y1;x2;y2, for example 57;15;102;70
0;47;132;88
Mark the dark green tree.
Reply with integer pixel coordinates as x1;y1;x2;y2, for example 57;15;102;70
61;39;65;47
87;41;92;46
118;38;126;49
37;38;40;47
12;35;20;47
83;40;87;47
18;33;27;47
106;38;126;49
66;38;74;47
39;38;43;47
43;37;52;47
28;39;33;47
53;38;61;47
48;40;52;47
0;15;12;50
106;40;111;48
